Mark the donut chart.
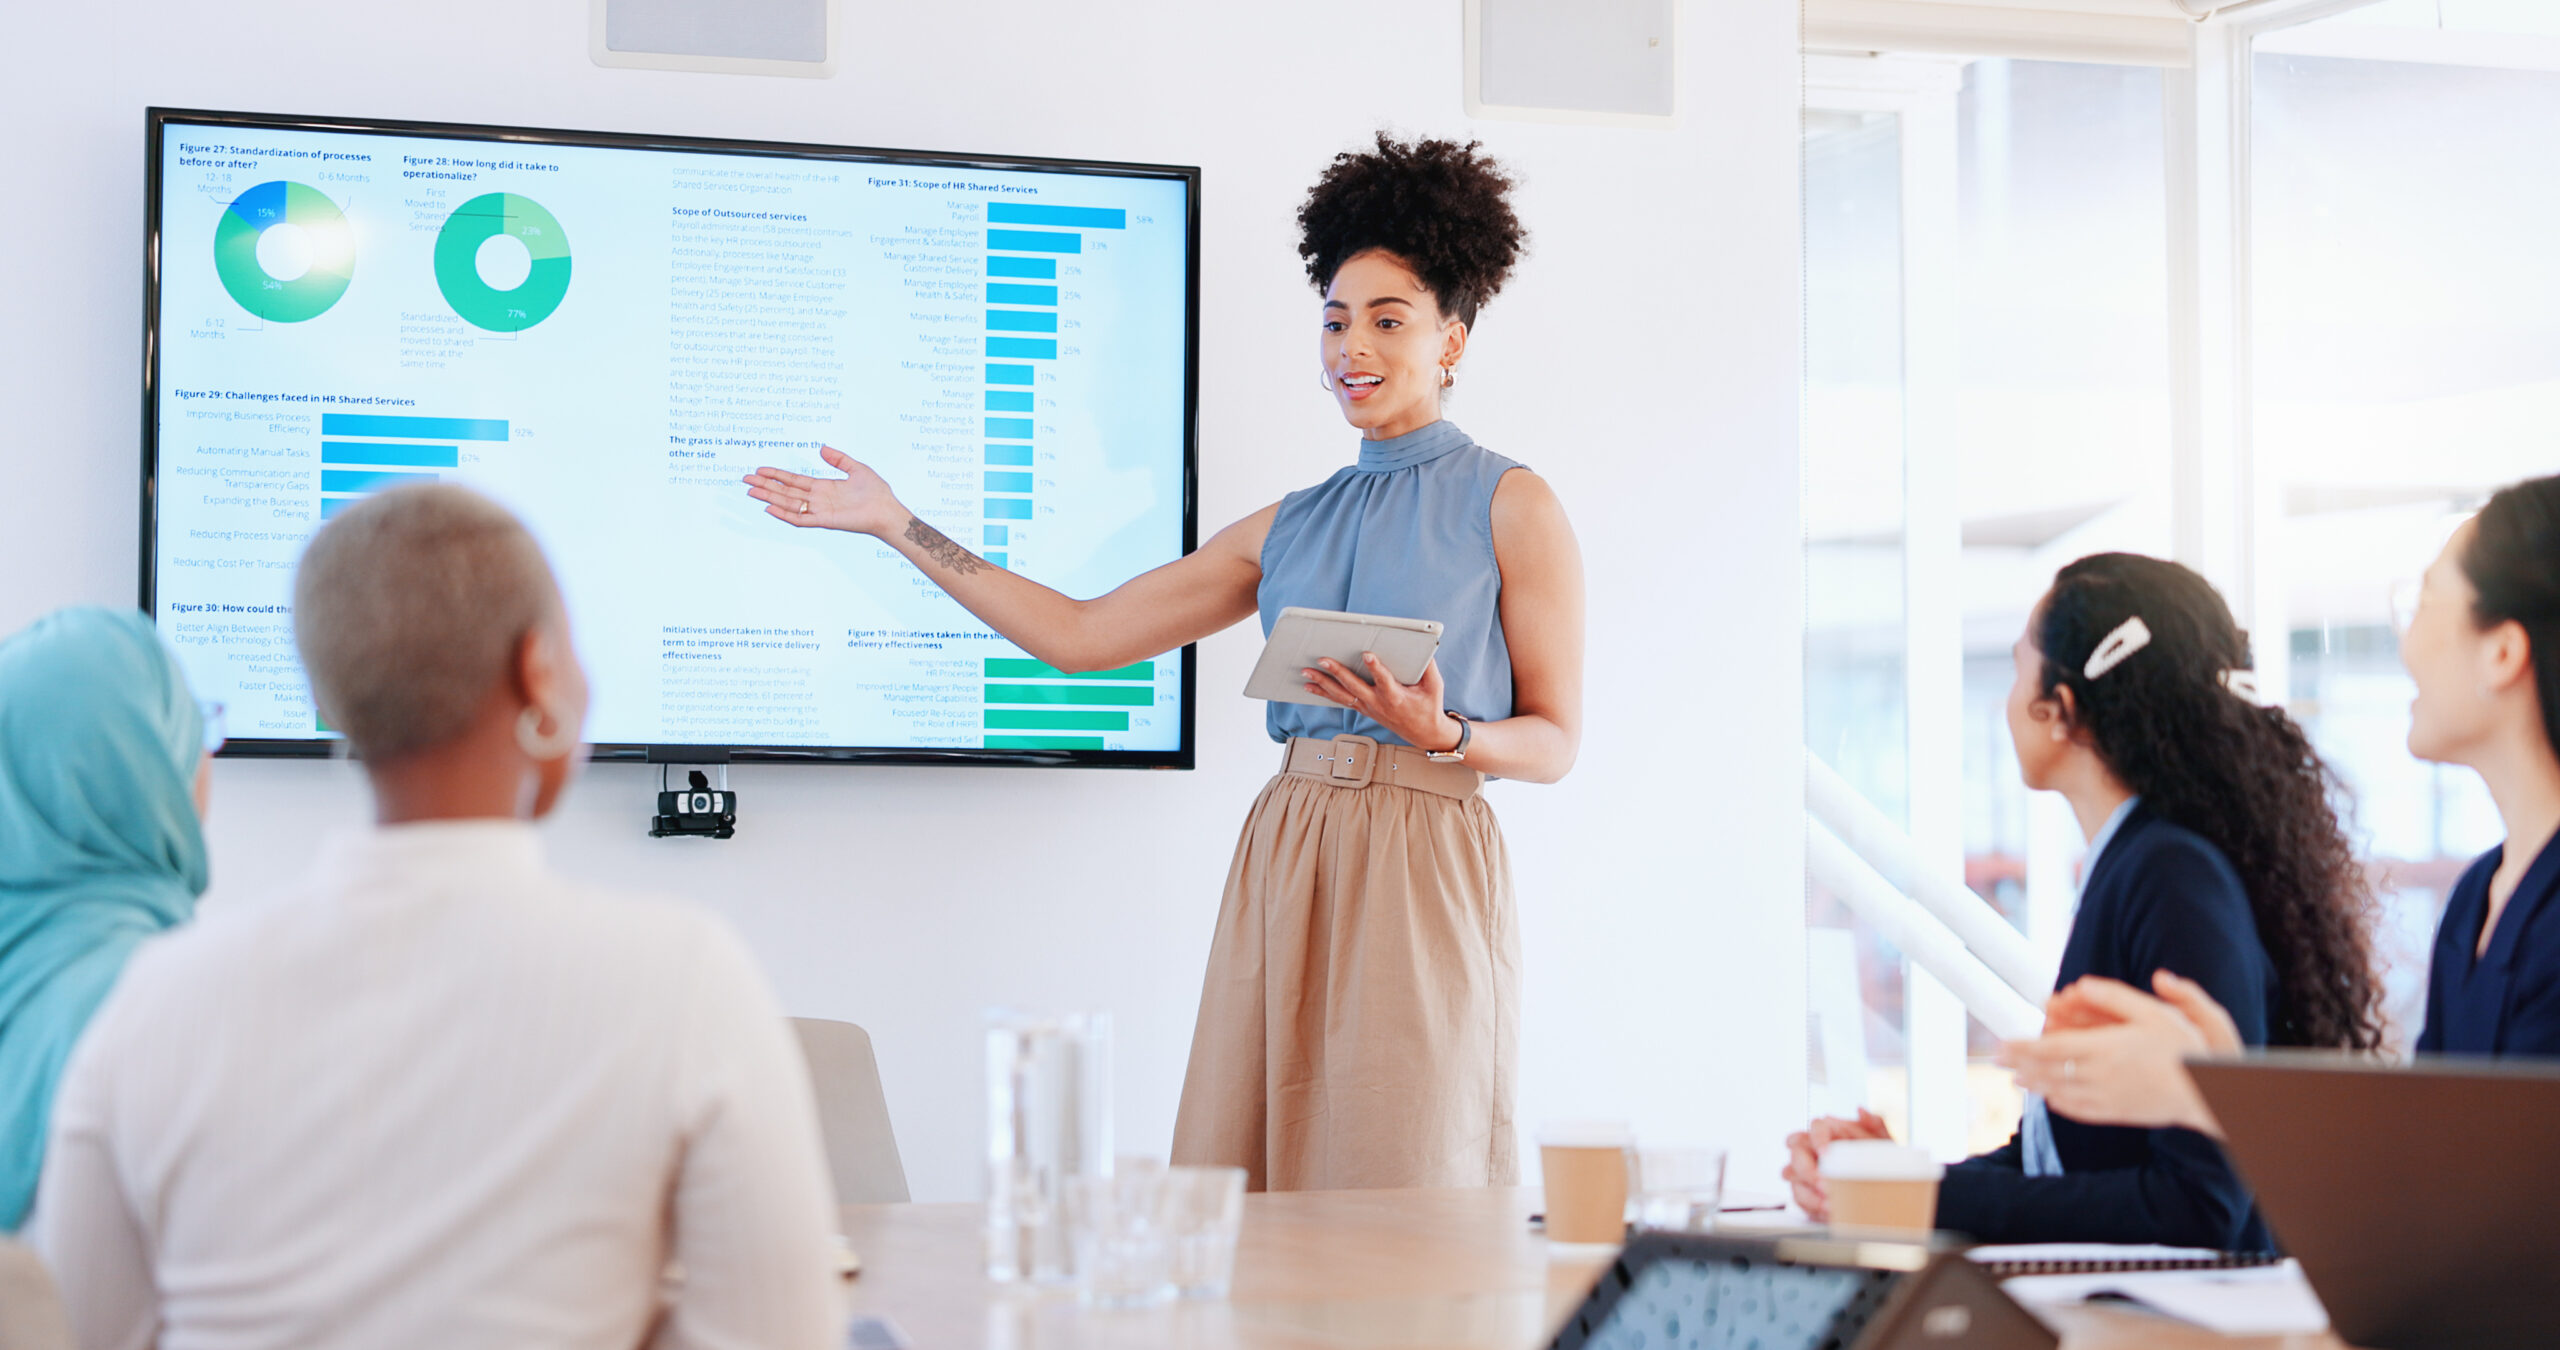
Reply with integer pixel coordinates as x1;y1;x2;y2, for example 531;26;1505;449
212;181;355;323
433;192;572;332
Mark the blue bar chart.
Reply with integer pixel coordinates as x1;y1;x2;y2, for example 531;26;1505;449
981;199;1128;586
320;441;457;467
314;413;505;520
319;413;508;442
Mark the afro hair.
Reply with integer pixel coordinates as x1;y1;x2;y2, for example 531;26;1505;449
1296;133;1527;327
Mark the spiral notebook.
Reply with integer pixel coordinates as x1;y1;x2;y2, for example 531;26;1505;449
1966;1243;2285;1278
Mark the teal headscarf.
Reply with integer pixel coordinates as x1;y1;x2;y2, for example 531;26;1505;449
0;607;207;1230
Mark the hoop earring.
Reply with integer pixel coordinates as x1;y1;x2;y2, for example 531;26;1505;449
516;704;579;761
1440;365;1456;390
1318;369;1333;393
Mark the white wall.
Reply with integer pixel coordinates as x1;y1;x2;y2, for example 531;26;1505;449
1;1;1804;1202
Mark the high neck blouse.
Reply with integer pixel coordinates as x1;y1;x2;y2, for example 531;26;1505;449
1256;420;1524;746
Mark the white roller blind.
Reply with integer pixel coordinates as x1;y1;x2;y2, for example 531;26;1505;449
1804;0;2198;66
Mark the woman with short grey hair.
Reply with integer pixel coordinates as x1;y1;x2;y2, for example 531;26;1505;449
29;484;841;1350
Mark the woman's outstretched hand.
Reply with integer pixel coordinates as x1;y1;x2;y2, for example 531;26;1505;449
1994;971;2235;1137
1300;655;1457;752
743;446;903;537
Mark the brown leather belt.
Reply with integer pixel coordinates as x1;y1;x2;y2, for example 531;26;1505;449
1279;734;1483;800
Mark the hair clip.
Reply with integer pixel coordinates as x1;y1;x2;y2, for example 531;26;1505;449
2220;669;2261;702
2083;616;2152;680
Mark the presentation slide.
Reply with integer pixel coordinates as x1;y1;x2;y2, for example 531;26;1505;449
147;114;1195;762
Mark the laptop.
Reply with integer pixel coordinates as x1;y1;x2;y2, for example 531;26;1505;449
2191;1051;2560;1350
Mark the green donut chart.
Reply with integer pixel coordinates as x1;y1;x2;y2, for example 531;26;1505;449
433;192;572;332
212;181;355;323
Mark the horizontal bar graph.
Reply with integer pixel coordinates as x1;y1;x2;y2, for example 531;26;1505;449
987;256;1056;280
987;229;1080;254
989;203;1129;229
986;734;1105;750
986;709;1130;730
985;658;1155;681
319;413;507;441
984;525;1009;547
984;683;1154;706
321;468;436;494
321;441;457;467
979;199;1127;581
319;498;353;520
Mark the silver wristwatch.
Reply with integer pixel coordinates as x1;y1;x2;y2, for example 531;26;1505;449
1426;710;1473;763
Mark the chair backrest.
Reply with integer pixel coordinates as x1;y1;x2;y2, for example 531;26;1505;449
789;1018;910;1205
0;1239;74;1350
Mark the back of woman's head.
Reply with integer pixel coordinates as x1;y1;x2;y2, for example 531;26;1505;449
2037;553;2384;1051
0;607;207;910
2459;474;2560;762
293;484;561;763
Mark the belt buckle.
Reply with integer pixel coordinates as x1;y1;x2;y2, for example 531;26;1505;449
1326;733;1379;788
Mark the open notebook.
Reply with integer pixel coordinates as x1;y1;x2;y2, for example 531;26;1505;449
1965;1243;2283;1278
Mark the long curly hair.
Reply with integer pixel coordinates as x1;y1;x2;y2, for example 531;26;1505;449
1296;133;1527;326
2036;553;2385;1051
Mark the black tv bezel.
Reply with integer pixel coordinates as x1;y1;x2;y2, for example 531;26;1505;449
142;107;1200;770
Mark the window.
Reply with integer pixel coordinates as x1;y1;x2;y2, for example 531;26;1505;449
1806;57;2173;1157
1807;3;2560;1165
2252;0;2560;1044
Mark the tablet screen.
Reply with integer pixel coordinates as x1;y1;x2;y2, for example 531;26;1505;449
1577;1258;1874;1350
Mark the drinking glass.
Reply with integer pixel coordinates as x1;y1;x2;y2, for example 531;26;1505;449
983;1010;1112;1284
1632;1145;1728;1231
1164;1165;1246;1298
1067;1164;1176;1309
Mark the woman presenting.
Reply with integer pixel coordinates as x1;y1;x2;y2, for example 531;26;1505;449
743;135;1584;1191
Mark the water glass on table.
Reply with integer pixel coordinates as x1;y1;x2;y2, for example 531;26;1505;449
1164;1165;1246;1298
983;1010;1112;1284
1067;1164;1177;1309
1631;1145;1727;1231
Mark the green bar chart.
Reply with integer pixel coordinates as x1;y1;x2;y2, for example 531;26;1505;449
981;654;1161;748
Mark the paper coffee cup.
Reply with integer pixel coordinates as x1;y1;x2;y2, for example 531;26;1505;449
1539;1122;1633;1245
1818;1140;1942;1234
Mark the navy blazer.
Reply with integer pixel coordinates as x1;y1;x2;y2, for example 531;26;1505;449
1935;807;2279;1249
2417;832;2560;1057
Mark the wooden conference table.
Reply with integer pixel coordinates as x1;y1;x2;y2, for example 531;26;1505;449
838;1186;2354;1349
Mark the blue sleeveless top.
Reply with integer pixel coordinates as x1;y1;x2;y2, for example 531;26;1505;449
1257;420;1523;745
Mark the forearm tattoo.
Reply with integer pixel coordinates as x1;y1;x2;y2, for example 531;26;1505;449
905;517;986;577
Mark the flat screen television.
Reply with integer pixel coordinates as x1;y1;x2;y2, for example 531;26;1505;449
143;108;1199;767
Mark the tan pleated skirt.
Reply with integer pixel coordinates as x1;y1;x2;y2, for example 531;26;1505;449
1170;770;1521;1192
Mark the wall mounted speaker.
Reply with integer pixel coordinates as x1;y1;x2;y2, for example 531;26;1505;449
1465;0;1676;127
590;0;836;78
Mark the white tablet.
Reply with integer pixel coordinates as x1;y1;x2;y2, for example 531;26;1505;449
1245;606;1444;707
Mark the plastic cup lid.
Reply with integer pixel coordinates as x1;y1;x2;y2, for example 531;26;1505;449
1818;1140;1943;1182
1537;1120;1635;1149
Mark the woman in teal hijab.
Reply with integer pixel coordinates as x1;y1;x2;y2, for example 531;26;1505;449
0;607;209;1230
